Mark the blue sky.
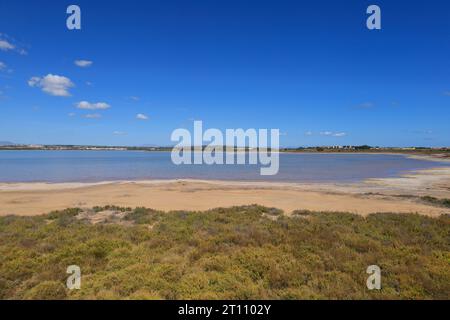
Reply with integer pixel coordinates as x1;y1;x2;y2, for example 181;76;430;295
0;0;449;147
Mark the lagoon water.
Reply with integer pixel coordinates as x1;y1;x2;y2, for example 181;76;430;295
0;150;448;183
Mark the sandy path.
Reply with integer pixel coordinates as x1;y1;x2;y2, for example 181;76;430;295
0;179;448;216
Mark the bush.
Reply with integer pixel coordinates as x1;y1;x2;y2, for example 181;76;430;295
124;207;161;224
23;281;67;300
0;205;448;300
421;196;450;208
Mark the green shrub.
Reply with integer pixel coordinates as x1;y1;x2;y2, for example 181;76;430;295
124;207;161;224
46;208;81;220
0;205;448;300
23;281;67;300
421;196;450;208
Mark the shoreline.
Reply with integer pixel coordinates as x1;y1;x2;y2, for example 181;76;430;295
0;165;449;217
0;151;449;187
0;157;449;191
0;150;448;187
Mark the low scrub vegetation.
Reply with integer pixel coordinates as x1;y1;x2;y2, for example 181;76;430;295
420;196;450;208
0;205;448;299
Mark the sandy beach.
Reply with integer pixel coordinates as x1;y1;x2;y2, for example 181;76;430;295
1;166;449;216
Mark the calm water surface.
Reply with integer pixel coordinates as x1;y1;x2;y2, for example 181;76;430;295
0;150;448;183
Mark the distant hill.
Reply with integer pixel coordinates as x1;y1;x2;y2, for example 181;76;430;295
0;141;15;146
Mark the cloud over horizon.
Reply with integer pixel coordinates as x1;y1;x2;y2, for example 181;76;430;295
0;35;27;55
28;74;74;97
0;39;14;51
74;60;93;68
320;131;347;137
136;113;149;120
76;101;110;110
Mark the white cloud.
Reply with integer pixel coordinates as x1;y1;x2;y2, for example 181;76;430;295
74;60;93;67
0;36;27;55
113;131;127;135
0;39;15;51
68;112;76;117
28;74;74;97
84;113;101;119
444;91;450;96
76;101;110;110
304;131;313;136
136;113;149;120
130;96;140;101
319;131;347;137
